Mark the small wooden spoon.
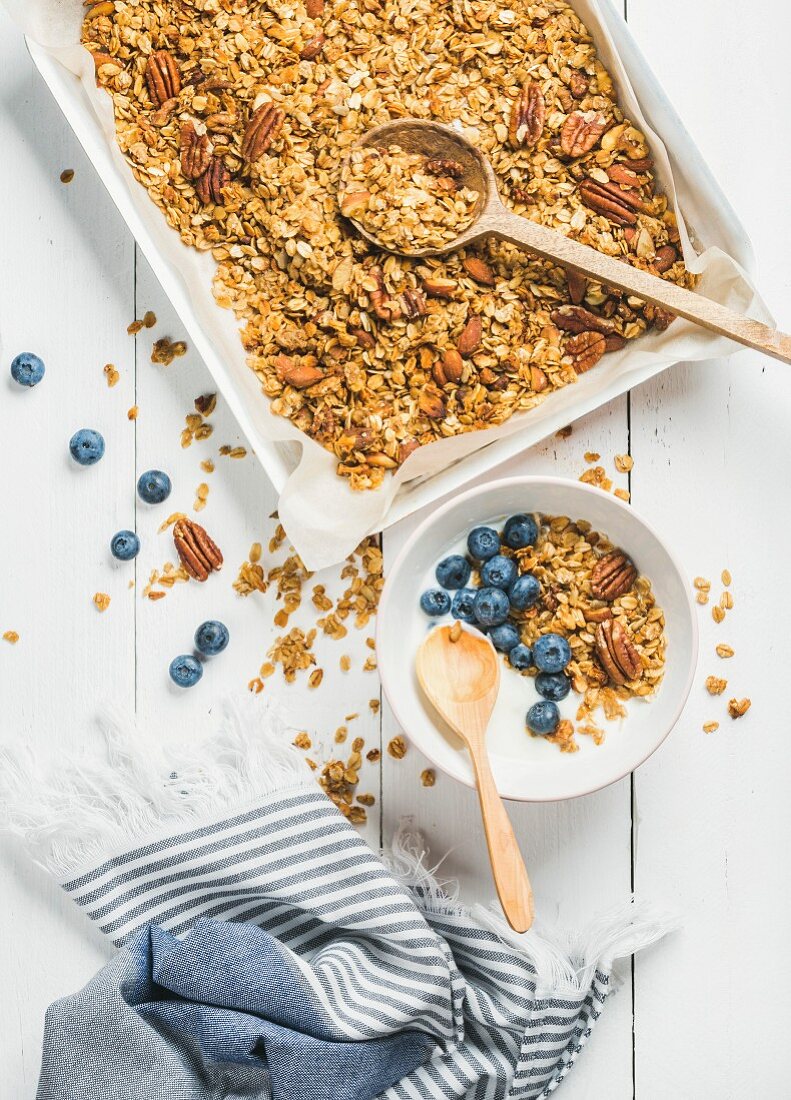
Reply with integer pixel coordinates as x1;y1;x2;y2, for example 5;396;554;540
416;623;534;932
347;119;791;365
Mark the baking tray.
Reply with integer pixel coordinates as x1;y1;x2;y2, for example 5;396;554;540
25;0;756;530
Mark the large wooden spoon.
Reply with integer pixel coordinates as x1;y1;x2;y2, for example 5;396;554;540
346;118;791;365
416;623;534;932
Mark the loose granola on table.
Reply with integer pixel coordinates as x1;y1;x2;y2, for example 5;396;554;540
83;0;693;490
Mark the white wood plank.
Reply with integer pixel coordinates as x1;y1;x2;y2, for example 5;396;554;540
0;17;135;1089
382;398;635;1099
132;252;382;847
626;1;791;1096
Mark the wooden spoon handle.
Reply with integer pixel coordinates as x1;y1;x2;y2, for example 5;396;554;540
484;207;791;365
469;743;534;933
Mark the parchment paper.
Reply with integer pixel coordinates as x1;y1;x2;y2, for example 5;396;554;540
5;0;773;568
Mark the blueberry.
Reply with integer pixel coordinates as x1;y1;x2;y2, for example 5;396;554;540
195;620;230;656
420;588;451;616
69;428;105;466
502;513;538;550
473;586;510;628
10;352;45;387
435;554;471;590
451;587;478;623
526;700;560;736
489;622;521;652
533;633;572;674
137;469;172;504
169;654;203;688
467;526;500;562
480;554;517;591
509;573;541;611
110;530;140;561
535;671;571;702
509;643;533;671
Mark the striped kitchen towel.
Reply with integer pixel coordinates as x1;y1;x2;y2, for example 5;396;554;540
0;699;673;1099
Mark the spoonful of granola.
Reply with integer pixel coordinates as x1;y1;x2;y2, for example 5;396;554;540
340;118;791;366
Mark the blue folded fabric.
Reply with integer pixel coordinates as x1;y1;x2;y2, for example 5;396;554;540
0;701;671;1099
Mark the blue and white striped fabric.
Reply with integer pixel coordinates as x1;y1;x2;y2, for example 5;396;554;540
0;701;670;1100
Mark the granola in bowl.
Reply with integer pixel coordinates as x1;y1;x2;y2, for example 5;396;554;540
82;0;693;491
339;145;480;252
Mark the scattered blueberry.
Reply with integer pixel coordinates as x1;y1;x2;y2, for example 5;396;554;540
169;654;203;688
195;620;230;656
110;530;140;561
137;469;172;504
480;554;517;591
420;588;452;616
526;700;560;736
502;513;538;550
533;633;572;674
467;526;501;562
435;554;471;590
69;428;105;466
10;352;45;387
509;573;541;611
535;671;571;702
489;622;521;652
473;586;510;628
508;643;533;671
451;587;478;623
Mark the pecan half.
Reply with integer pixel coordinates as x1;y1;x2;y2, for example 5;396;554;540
551;305;614;335
607;163;642;188
604;333;627;353
566;270;587;305
145;51;181;107
242;103;285;162
566;330;605;374
275;354;324;389
173;517;223;582
462;257;495;286
179;122;212;180
194;157;230;204
569;70;590;100
424;157;464;178
560;111;607;157
584;606;613;624
299;32;325;60
579;177;639;226
591;550;638;601
433;348;464;386
457;314;482;357
595;619;642;685
400;289;426;320
369;267;398;321
151;97;179;128
508;81;545;149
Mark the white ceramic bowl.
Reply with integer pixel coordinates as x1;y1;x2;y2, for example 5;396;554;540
377;476;698;801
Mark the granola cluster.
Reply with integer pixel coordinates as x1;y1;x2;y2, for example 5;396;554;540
339;145;480;251
83;0;693;489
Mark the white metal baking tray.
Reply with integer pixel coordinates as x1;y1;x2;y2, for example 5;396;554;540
26;0;756;531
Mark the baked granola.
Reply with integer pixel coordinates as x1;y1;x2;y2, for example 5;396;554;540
83;0;693;490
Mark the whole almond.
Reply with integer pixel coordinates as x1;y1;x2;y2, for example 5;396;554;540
457;315;482;357
462;257;495;286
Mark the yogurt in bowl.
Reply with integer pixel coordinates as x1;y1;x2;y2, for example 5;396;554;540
377;476;698;802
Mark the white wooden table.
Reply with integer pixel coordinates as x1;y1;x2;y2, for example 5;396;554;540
1;3;790;1095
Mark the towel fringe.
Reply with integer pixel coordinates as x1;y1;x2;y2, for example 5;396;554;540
389;821;678;997
0;696;313;880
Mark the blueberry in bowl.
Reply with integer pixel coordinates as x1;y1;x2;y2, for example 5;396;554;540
420;588;451;616
532;633;571;674
435;554;471;590
502;513;538;550
473;587;510;628
526;700;560;736
480;554;517;591
509;573;540;611
489;622;521;652
535;671;571;702
467;526;500;562
451;588;478;623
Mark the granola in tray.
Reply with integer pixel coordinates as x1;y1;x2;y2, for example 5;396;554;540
83;0;693;490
